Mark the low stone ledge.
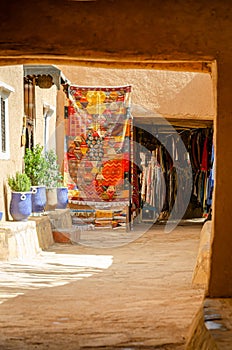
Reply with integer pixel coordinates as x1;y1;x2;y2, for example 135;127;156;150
0;221;41;260
192;220;212;288
29;209;72;248
0;210;73;261
46;208;72;230
45;209;80;244
29;215;54;250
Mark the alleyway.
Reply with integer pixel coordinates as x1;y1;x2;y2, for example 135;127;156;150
0;223;204;350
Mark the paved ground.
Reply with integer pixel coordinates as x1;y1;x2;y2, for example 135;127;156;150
0;223;205;350
204;298;232;350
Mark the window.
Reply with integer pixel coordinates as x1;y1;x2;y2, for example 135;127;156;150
0;81;14;159
1;98;6;153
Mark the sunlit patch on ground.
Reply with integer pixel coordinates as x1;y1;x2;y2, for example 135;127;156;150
0;252;113;304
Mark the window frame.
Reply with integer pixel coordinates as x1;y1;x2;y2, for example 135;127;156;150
0;81;14;160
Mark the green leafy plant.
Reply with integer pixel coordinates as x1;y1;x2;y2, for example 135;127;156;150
43;149;64;188
8;172;31;192
24;144;49;186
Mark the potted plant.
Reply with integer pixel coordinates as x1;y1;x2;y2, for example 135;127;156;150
24;144;48;214
43;149;68;211
7;172;32;221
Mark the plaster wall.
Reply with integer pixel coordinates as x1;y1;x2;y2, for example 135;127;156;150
59;66;215;120
0;0;231;296
34;84;57;151
56;88;67;172
0;65;24;220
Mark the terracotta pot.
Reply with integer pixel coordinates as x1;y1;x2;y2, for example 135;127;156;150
52;230;71;243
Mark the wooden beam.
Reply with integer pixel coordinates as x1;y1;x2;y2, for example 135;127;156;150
0;56;212;73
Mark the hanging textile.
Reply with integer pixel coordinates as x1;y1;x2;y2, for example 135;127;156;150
140;150;166;213
137;126;213;220
64;85;132;206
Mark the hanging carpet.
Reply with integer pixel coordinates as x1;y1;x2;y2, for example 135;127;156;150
64;85;132;205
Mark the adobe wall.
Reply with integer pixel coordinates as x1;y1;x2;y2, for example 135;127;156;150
58;66;215;121
0;65;24;220
56;88;67;172
34;84;57;150
0;0;231;296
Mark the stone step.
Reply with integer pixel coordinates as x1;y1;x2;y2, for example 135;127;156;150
0;221;42;260
0;209;73;261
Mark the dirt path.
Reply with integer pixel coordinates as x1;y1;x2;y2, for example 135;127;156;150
0;224;204;349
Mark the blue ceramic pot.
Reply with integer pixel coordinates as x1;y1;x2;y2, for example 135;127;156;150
31;186;47;213
10;192;32;221
56;187;68;209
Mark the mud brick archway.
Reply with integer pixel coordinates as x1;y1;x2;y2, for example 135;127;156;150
0;0;232;297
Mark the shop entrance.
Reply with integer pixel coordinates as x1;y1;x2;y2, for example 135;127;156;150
132;119;214;228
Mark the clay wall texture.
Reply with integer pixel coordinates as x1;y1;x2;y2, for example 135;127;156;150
56;88;67;170
34;84;57;150
59;65;215;120
0;64;58;220
0;65;24;220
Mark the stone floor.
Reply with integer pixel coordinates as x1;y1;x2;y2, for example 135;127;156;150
204;298;232;350
0;223;205;349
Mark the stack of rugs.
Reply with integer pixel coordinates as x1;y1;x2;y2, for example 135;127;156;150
94;209;127;230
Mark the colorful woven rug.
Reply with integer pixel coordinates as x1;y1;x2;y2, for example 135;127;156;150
64;85;132;204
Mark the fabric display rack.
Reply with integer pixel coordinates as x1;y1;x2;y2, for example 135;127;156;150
64;84;132;231
132;125;214;222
